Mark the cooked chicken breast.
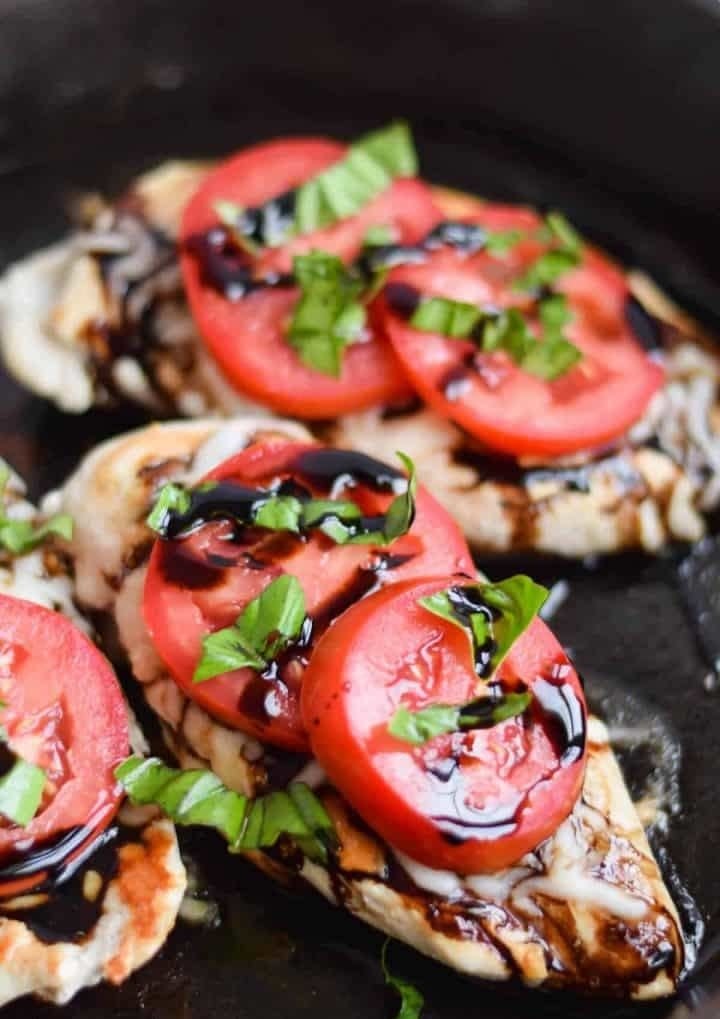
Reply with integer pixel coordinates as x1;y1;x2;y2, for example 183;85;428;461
0;468;186;1007
53;418;685;999
3;161;718;557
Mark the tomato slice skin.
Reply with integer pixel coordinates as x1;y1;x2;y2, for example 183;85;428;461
0;595;128;860
143;441;474;751
379;203;664;458
301;576;587;873
180;138;441;418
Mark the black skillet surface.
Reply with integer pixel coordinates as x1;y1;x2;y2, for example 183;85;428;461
1;1;720;1016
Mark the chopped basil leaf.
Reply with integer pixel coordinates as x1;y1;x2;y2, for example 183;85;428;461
295;121;417;235
254;495;302;533
364;224;397;247
288;251;367;377
0;758;46;826
389;690;532;745
301;499;362;528
408;293;582;381
0;463;73;556
519;333;582;380
381;452;417;543
115;756;335;863
515;212;583;292
513;248;579;292
410;296;483;338
388;704;461;745
485;228;523;255
419;575;547;673
147;483;191;535
193;574;306;683
389;576;546;745
381;939;424;1019
479;575;549;666
545;210;583;254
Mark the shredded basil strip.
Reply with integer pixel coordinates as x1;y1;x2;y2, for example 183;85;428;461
287;251;367;377
194;575;306;683
388;691;532;745
388;576;547;745
381;939;424;1019
409;294;582;381
146;453;417;549
295;121;417;235
514;210;584;292
0;758;47;826
115;756;335;864
0;463;73;556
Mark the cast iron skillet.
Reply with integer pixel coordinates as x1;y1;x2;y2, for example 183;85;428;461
1;1;719;1016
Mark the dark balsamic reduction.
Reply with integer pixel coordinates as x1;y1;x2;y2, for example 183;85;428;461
384;282;421;318
183;228;293;301
0;823;139;944
291;448;404;493
625;294;664;352
532;677;587;765
185;216;493;306
443;585;498;678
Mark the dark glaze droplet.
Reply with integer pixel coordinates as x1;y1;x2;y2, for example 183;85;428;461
184;228;293;301
292;448;404;494
532;675;587;765
384;282;421;319
625;295;664;352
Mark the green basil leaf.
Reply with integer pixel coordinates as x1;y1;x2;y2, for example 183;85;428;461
389;689;533;745
483;689;532;725
417;574;545;676
288;251;366;377
193;627;266;683
545;211;583;255
381;940;424;1019
363;224;397;247
513;248;579;292
481;308;535;360
408;293;581;382
411;296;483;338
301;499;362;528
193;574;307;683
538;293;572;334
295;122;417;235
0;758;46;826
480;575;549;669
485;228;524;255
254;495;302;533
147;483;191;535
370;452;417;544
520;335;583;381
237;574;306;659
388;704;461;745
115;756;334;863
0;461;73;556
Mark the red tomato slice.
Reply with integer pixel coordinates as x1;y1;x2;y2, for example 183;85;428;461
301;576;587;873
379;202;664;457
143;440;474;752
0;595;128;860
180;138;441;418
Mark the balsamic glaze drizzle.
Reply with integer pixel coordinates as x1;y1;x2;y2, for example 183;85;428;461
158;448;407;542
184;219;497;304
